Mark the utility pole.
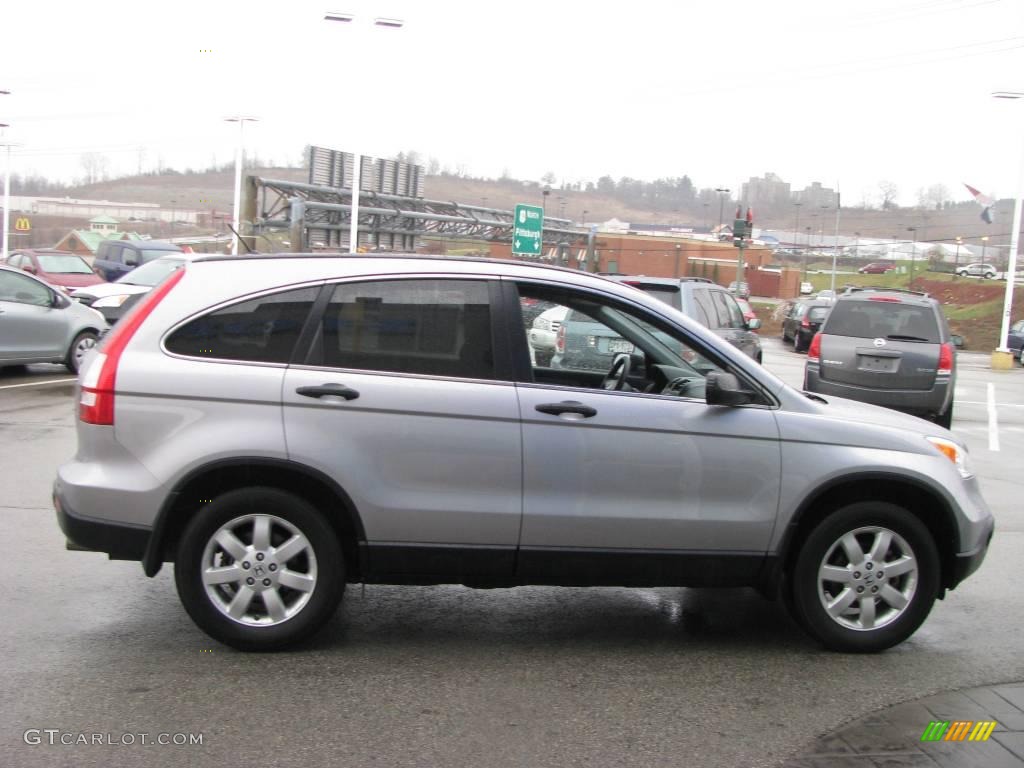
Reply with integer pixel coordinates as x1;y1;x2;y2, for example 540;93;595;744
715;188;730;234
792;201;802;255
830;193;841;295
907;227;918;286
954;235;962;277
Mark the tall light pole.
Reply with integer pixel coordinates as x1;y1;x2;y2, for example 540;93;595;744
224;115;258;255
792;201;802;253
981;235;989;264
0;89;12;263
955;235;962;276
804;226;811;278
325;12;405;253
907;227;917;285
830;194;841;295
991;90;1024;364
715;188;730;234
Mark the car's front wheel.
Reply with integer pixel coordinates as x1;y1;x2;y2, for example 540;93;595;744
957;270;968;277
791;502;939;653
174;487;344;651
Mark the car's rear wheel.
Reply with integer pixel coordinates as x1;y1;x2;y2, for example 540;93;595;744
957;270;968;277
985;272;995;279
791;502;939;653
174;487;344;651
64;331;97;374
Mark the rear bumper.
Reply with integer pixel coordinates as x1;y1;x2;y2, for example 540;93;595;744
54;485;151;561
804;367;951;415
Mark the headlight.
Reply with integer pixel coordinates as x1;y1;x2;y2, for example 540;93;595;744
926;436;974;479
92;294;132;308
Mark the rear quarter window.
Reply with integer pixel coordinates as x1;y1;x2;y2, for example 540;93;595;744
824;301;939;342
165;286;319;363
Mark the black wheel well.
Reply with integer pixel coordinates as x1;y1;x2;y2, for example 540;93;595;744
149;461;364;582
780;477;958;593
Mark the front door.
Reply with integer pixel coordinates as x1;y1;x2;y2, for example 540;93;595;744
507;281;782;587
0;271;67;361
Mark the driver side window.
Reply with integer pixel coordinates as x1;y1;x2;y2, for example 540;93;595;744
515;284;728;400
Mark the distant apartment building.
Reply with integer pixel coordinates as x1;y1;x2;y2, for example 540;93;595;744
741;172;791;210
792;181;838;209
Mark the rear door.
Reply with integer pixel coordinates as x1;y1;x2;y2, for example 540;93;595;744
817;299;941;390
709;288;759;359
281;277;522;585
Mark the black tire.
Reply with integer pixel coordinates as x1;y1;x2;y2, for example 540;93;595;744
957;270;968;278
791;502;939;653
985;272;995;279
174;487;345;651
934;402;953;429
794;333;808;353
64;331;98;374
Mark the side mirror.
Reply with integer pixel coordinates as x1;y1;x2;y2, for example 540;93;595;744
950;334;964;349
51;292;69;309
705;371;754;406
746;318;762;330
124;257;139;267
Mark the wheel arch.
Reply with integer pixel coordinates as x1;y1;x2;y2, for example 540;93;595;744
143;458;366;582
770;472;960;595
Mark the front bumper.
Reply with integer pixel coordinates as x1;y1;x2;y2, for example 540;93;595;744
951;516;994;589
54;486;151;561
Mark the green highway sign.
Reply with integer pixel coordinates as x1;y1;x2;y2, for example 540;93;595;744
512;203;544;256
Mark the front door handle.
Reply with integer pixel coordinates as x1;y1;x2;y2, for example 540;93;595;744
295;383;360;401
535;401;597;418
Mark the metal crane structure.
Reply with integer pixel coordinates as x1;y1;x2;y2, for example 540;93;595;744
240;175;588;257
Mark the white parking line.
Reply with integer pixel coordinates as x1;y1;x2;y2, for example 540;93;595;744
0;378;77;390
987;383;1000;452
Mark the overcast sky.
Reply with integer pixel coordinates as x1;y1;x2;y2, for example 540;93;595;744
1;0;1022;207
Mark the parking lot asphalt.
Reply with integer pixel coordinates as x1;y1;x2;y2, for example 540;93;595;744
1;348;1023;768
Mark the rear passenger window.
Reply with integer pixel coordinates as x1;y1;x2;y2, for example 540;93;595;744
712;291;746;329
320;279;496;380
165;286;319;363
691;287;715;327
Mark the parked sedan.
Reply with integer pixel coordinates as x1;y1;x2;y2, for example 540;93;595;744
71;253;199;324
0;264;106;373
6;249;106;294
799;281;814;295
858;262;896;274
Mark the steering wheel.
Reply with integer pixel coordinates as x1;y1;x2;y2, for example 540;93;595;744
603;353;632;391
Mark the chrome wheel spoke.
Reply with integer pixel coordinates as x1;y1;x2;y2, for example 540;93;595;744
274;534;308;564
214;529;248;560
880;584;909;611
227;585;256;619
827;588;858;617
252;515;272;551
840;533;865;564
262;588;287;622
203;565;242;586
868;530;892;563
884;555;916;578
278;569;315;593
820;565;853;584
858;596;877;629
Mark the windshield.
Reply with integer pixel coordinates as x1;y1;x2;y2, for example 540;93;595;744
36;254;93;274
116;257;187;286
824;301;939;342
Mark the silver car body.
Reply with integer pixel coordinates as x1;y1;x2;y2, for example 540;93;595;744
0;264;107;367
53;256;992;651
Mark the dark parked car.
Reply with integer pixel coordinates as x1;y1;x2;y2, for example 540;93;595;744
858;262;896;274
1007;319;1024;358
92;239;182;281
782;299;833;353
71;253;199;324
804;287;956;427
607;276;763;362
6;249;106;294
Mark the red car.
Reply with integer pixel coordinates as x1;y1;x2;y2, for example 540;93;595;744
857;262;896;274
5;249;106;293
736;297;758;326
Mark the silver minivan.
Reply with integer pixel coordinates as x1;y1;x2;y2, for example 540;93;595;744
55;255;992;653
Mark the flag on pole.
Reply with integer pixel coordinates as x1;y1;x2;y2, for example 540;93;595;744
964;183;995;224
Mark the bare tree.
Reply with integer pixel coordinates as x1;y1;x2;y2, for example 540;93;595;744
426;156;441;175
540;171;557;186
80;152;109;185
878;180;899;210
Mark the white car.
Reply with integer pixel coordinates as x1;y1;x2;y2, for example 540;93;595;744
800;281;814;295
957;262;997;279
528;305;569;365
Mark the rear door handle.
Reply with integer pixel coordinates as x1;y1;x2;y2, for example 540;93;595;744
295;383;360;401
535;401;597;418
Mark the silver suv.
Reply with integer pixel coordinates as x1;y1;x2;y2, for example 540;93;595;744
55;255;993;653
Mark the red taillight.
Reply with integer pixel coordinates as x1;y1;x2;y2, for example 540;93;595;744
807;332;822;362
937;341;954;376
79;268;186;425
555;324;566;354
801;318;810;328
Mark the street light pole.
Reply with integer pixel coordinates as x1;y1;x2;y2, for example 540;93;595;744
907;227;917;286
955;236;962;276
830;194;841;295
325;13;405;253
0;89;13;262
991;90;1024;361
715;188;730;233
224;115;258;255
